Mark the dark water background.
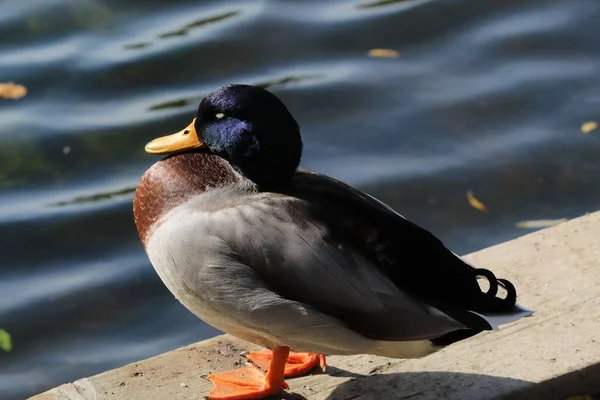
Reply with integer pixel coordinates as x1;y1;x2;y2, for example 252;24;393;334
1;0;600;398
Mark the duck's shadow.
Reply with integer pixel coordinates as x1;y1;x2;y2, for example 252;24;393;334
275;361;600;400
324;369;529;400
272;368;530;400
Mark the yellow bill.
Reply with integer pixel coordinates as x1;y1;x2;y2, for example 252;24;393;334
145;118;206;154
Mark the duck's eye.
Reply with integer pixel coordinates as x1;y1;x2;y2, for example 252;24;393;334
215;112;225;120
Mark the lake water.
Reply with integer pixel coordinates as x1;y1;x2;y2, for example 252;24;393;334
1;0;600;398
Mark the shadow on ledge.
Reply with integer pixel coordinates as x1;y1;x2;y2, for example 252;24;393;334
498;362;600;400
322;370;531;400
304;362;600;400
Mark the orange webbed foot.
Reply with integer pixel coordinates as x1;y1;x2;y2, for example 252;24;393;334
206;347;290;400
206;365;287;400
245;349;327;377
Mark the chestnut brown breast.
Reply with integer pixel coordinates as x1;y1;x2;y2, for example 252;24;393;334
133;151;243;246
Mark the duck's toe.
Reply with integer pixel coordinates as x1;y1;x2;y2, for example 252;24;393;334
206;365;288;400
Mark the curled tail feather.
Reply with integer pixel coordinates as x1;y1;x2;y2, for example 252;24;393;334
471;268;517;313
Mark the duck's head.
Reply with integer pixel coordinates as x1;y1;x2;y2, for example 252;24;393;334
145;84;302;191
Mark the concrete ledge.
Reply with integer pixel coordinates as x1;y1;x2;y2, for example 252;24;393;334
31;212;600;400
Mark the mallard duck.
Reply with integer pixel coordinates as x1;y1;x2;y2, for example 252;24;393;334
133;84;532;400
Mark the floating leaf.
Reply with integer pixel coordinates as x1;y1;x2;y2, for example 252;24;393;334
516;219;567;229
0;82;27;99
581;121;597;134
0;329;12;352
466;191;488;212
367;48;399;58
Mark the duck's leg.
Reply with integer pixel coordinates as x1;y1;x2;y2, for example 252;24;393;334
245;349;327;377
207;346;289;400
